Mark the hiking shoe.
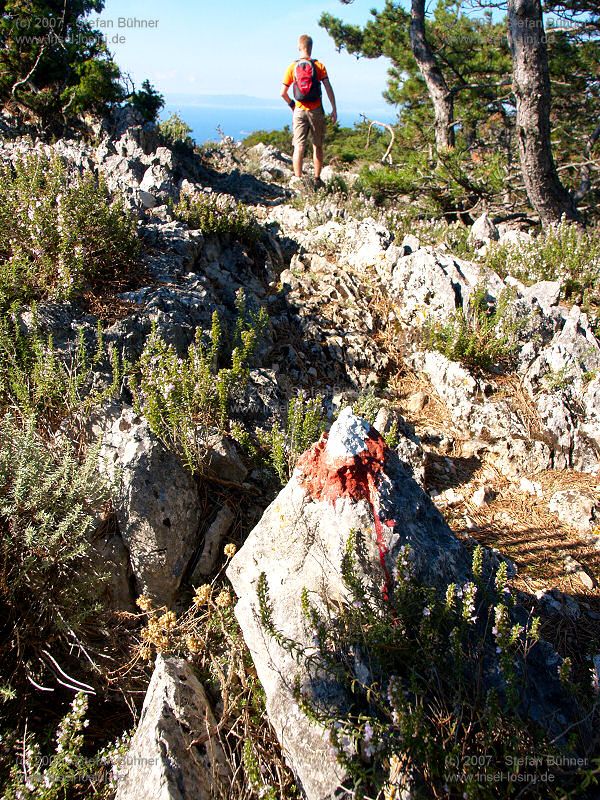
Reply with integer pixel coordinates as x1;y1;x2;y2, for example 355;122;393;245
313;177;326;191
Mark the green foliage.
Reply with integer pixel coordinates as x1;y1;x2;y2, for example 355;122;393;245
243;126;293;153
425;285;523;371
270;392;326;484
356;164;415;203
0;1;125;128
356;145;506;212
320;1;511;154
130;291;269;473
61;57;123;117
3;693;128;799
351;390;381;425
127;78;164;123
257;536;597;798
319;1;600;216
0;309;126;426
0;415;109;693
243;120;393;166
158;112;194;148
484;219;600;312
173;192;261;244
0;154;139;308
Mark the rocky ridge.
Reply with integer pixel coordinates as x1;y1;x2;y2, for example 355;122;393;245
2;110;599;798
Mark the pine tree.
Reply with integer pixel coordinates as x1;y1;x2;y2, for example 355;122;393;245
0;1;123;129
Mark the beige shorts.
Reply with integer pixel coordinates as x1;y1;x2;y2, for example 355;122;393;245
293;106;326;149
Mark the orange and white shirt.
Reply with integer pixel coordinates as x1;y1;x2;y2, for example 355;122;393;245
282;60;328;111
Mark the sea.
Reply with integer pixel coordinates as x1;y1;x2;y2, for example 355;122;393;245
161;100;397;144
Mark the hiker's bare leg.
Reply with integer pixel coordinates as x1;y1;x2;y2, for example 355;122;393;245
293;146;305;177
313;145;323;179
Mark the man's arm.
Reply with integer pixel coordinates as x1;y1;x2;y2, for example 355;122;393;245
322;78;337;124
280;83;295;111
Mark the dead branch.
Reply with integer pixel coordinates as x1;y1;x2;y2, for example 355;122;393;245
362;115;395;164
11;44;47;97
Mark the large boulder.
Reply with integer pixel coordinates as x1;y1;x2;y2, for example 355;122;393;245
227;408;470;798
114;655;229;800
390;248;504;326
227;409;582;799
97;405;202;606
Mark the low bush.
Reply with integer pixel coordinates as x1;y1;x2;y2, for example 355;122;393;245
257;538;600;798
0;154;139;308
425;285;523;371
158;112;194;149
130;290;268;473
0;415;110;699
243;126;293;154
173;191;261;244
0;308;126;427
483;218;600;312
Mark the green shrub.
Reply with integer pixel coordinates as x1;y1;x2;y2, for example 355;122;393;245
243;127;293;153
130;290;268;472
0;6;124;129
127;79;164;123
0;415;110;695
158;112;194;148
356;164;415;202
0;154;139;308
173;191;261;244
257;538;599;798
425;285;523;371
270;392;327;484
0;308;126;426
483;218;600;312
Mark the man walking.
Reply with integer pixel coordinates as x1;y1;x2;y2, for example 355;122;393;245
281;34;337;190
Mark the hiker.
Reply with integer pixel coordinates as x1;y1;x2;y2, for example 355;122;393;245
280;34;337;189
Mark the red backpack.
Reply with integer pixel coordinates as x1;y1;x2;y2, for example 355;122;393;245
293;59;322;103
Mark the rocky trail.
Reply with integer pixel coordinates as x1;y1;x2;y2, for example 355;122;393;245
2;109;599;798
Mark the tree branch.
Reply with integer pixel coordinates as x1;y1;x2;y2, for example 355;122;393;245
11;44;47;97
362;116;395;164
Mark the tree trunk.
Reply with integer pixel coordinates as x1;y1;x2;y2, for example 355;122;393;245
507;0;579;224
409;0;455;151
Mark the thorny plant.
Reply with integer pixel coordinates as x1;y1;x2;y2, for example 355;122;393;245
257;536;600;799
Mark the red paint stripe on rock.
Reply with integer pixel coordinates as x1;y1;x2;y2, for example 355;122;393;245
297;426;394;597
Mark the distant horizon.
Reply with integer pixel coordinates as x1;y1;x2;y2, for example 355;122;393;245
164;92;396;116
159;97;398;144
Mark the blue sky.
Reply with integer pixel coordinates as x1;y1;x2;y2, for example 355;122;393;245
95;0;397;112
